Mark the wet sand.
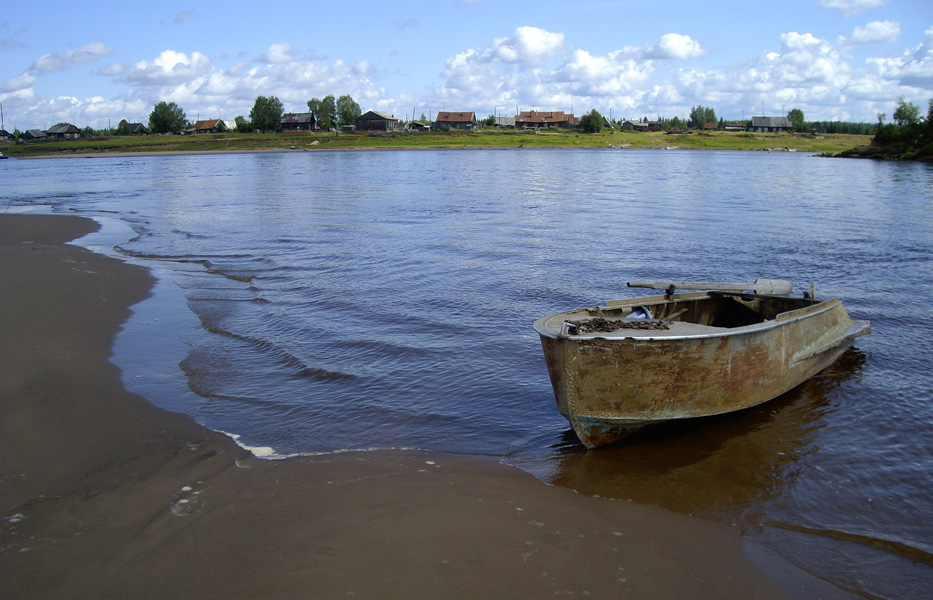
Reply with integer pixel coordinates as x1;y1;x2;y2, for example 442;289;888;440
0;214;805;598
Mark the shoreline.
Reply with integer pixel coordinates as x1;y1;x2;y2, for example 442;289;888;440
0;214;838;598
11;145;824;160
0;130;867;159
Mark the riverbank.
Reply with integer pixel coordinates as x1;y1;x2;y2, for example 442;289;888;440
0;128;869;158
0;213;843;599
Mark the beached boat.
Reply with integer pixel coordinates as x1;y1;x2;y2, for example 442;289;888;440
533;279;870;448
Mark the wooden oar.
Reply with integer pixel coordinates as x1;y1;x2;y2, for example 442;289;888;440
627;278;794;295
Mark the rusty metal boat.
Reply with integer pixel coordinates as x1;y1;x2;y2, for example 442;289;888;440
533;279;870;448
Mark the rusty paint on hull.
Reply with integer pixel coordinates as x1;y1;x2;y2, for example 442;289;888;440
534;291;870;448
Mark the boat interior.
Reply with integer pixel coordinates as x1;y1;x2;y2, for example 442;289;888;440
603;292;821;328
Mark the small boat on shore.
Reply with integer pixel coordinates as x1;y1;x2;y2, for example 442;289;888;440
533;279;870;448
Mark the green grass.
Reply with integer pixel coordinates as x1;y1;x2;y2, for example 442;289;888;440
0;129;870;157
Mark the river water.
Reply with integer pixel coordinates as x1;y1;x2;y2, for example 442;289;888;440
2;148;930;598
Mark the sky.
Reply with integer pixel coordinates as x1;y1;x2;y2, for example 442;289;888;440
1;0;931;131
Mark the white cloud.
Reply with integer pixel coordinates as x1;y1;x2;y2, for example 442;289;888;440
864;26;933;88
847;20;901;44
0;71;38;93
492;26;567;65
122;50;213;85
644;33;705;60
257;43;293;64
435;28;691;116
30;42;113;73
819;0;892;18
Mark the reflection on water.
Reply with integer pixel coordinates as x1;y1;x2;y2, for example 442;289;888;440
512;349;868;523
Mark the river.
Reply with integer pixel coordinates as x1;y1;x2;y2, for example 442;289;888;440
2;148;930;598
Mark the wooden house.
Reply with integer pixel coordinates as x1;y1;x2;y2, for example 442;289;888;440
515;110;577;129
127;123;150;135
46;122;81;139
432;111;478;131
190;119;225;134
23;129;47;141
355;111;399;132
750;116;793;133
281;113;315;131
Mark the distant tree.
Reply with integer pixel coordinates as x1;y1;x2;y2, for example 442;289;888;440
892;97;921;127
234;115;251;133
482;114;496;127
579;109;604;133
307;95;337;130
307;98;321;119
787;108;806;132
336;95;362;127
320;95;337;130
688;106;700;127
249;96;284;132
148;101;187;134
689;105;716;128
115;119;130;136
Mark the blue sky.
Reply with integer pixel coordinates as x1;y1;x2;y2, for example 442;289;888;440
1;0;931;131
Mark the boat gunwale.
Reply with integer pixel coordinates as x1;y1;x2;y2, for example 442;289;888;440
533;293;845;342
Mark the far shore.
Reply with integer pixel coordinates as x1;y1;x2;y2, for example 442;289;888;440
0;129;869;159
0;213;853;599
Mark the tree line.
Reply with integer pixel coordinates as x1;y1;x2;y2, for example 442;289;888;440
862;97;933;160
138;94;364;135
55;98;896;138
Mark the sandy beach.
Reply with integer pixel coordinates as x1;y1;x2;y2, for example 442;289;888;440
1;214;833;599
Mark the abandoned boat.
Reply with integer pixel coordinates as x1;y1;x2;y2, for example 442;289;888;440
533;279;870;448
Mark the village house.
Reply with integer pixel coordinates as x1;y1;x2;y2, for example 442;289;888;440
281;112;315;131
189;119;226;134
22;129;48;141
621;120;648;132
0;129;13;142
127;123;150;135
431;111;478;131
750;116;793;133
356;111;399;132
515;110;577;129
46;122;81;139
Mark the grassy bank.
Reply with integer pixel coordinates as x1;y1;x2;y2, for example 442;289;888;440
0;128;869;157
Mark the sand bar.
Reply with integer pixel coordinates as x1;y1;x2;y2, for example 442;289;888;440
1;214;830;598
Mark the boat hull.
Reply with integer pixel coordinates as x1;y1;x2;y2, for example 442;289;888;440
534;292;869;448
